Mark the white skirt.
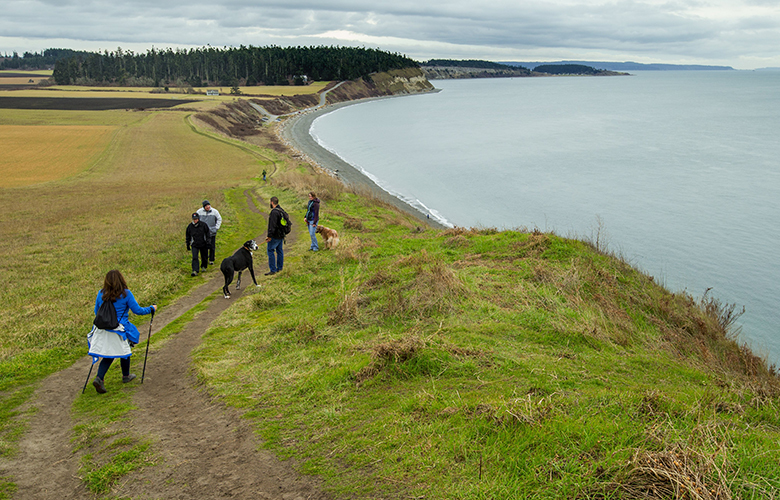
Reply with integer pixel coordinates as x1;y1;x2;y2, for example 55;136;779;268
87;325;131;362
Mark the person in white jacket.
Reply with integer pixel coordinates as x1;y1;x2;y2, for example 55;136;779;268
196;200;222;265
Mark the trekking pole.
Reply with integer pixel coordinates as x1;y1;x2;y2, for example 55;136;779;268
82;361;95;394
141;310;155;384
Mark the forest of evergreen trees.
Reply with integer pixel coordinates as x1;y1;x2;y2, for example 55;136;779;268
0;48;93;70
44;46;419;86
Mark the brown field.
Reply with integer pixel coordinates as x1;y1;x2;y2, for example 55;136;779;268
0;70;53;87
0;124;116;187
0;96;197;110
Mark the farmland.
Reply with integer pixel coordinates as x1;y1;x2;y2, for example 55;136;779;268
1;82;329;99
0;70;52;87
0;103;278;381
1;124;116;187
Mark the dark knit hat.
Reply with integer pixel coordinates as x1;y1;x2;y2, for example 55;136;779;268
192;212;199;220
202;200;210;207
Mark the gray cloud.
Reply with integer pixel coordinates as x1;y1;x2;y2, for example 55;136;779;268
2;0;779;68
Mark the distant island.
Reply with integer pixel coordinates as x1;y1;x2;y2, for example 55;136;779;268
421;59;532;79
504;60;736;71
421;59;627;79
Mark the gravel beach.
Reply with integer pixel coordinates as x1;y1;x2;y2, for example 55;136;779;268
278;96;446;229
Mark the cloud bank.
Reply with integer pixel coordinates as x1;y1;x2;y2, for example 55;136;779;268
2;0;779;69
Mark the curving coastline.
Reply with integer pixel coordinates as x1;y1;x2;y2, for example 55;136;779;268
278;96;447;229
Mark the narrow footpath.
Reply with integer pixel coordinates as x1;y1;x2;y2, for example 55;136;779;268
0;193;328;500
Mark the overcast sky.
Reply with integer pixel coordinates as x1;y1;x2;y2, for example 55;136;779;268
2;0;779;69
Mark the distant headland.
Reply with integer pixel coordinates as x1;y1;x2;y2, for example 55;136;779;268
503;60;736;71
421;59;628;79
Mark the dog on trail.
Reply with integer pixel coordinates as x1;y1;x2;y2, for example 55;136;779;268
315;225;340;249
220;240;259;298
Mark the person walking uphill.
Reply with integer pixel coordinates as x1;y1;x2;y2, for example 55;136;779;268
265;196;290;275
304;191;320;251
186;212;210;276
197;200;222;265
89;269;157;394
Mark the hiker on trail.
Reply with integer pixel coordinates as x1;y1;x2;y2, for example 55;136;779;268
262;169;267;182
196;200;222;265
304;191;320;251
89;269;156;394
265;196;287;275
186;212;210;276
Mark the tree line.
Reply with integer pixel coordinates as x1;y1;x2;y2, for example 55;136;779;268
422;59;528;71
533;64;605;75
0;48;93;70
47;46;419;87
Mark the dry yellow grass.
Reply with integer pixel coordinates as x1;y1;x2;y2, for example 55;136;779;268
0;69;53;76
5;81;330;99
0;76;50;85
0;108;265;361
0;124;116;187
0;108;143;126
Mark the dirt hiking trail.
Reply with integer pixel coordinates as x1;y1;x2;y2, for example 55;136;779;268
0;193;329;500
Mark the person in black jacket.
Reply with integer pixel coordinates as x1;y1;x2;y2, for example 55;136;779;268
186;213;210;276
304;191;320;251
265;196;285;275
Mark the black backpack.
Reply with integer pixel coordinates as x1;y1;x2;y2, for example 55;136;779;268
277;207;292;236
94;299;119;330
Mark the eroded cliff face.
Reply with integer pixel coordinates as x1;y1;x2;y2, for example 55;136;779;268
422;65;532;79
192;67;435;143
325;68;435;103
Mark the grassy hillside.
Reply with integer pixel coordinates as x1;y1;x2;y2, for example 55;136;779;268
192;165;779;499
0;106;279;468
0;87;778;498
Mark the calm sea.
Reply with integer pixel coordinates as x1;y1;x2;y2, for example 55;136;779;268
310;71;780;365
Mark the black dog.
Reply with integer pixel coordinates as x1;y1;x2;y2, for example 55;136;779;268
220;240;259;298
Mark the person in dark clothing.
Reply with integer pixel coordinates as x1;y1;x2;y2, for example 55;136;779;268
304;191;320;251
186;212;210;276
265;196;285;275
196;200;222;266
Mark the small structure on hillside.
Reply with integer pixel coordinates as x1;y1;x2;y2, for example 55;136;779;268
206;90;219;96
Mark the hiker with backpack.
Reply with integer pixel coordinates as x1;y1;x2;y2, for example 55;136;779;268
265;196;291;276
88;269;157;394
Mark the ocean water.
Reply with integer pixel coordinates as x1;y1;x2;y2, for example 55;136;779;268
310;72;780;365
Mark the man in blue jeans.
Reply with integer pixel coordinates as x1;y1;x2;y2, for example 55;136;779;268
265;196;286;275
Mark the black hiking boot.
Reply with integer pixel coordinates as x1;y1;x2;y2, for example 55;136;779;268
93;377;107;394
122;373;137;383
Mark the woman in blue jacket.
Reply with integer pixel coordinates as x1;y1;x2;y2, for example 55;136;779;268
91;269;157;394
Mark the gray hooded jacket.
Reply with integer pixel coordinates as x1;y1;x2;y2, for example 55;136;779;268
196;207;222;236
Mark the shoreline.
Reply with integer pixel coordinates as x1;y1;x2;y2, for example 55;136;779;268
277;94;448;230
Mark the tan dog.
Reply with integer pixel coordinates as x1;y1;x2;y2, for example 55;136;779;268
315;225;340;249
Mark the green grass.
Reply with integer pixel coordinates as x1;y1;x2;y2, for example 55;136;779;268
0;477;16;500
73;384;155;494
0;105;287;488
2;97;779;499
191;170;780;499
